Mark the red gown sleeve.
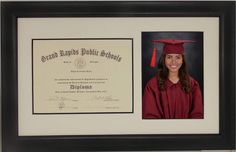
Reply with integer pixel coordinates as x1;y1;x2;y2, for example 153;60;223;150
142;78;163;119
189;80;203;118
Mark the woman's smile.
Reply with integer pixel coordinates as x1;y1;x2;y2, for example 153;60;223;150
165;54;183;73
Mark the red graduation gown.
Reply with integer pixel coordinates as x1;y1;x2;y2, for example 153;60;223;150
142;76;203;119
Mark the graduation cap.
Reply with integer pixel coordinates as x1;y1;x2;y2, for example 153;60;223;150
150;39;195;67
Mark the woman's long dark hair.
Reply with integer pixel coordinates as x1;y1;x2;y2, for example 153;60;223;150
157;54;190;93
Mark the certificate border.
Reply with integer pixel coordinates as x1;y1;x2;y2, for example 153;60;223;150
31;38;134;115
1;1;235;151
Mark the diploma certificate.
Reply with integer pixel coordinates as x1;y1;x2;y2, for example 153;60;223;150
32;38;133;114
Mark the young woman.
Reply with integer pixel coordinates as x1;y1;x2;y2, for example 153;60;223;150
142;39;203;119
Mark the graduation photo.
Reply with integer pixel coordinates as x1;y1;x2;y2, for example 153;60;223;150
142;32;204;119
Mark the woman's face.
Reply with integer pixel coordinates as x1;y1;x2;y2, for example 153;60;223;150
165;54;183;74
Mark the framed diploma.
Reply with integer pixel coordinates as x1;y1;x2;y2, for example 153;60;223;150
1;1;235;151
32;38;133;114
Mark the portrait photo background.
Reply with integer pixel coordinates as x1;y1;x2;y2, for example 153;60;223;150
142;32;204;97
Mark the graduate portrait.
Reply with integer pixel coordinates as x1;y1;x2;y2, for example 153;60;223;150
142;32;204;119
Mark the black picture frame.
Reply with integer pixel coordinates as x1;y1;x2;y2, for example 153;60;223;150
1;1;235;151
